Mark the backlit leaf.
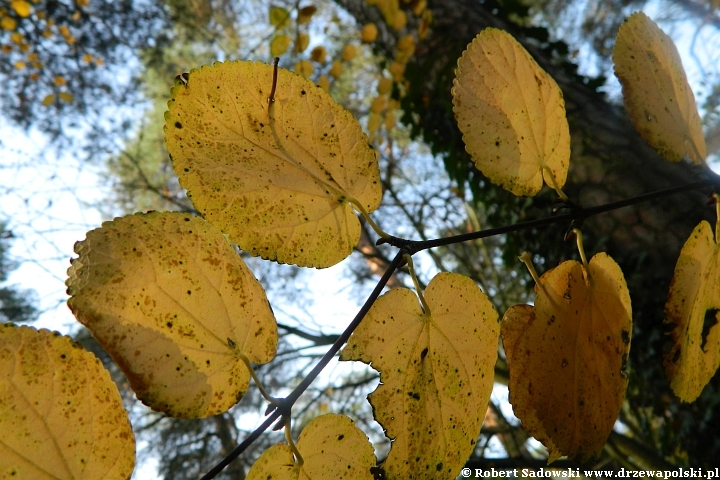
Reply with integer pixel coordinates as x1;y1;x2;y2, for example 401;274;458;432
164;61;381;268
360;23;377;43
246;414;375;480
342;44;356;61
501;254;632;463
298;5;317;25
311;45;327;63
66;211;277;418
452;28;571;197
664;220;720;402
613;12;706;164
269;6;290;28
295;59;314;78
270;34;291;56
341;273;499;479
11;0;31;17
0;324;135;479
295;32;310;52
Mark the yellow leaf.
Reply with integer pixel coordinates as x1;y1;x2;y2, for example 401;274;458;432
613;12;706;163
53;75;66;86
58;24;70;37
329;60;342;78
10;31;22;43
0;324;135;479
59;91;73;102
77;0;89;7
164;61;381;268
317;74;330;92
297;5;316;25
42;94;55;106
294;32;309;52
501;253;632;463
270;34;290;56
341;273;499;479
664;220;720;402
385;110;396;129
66;212;278;417
360;23;377;43
246;414;375;480
396;34;415;52
418;10;431;40
14;60;25;69
370;95;387;114
311;45;326;63
82;52;93;63
392;9;407;30
342;44;356;61
367;112;382;141
412;0;426;15
377;76;392;95
11;0;31;17
269;6;290;28
1;16;17;30
452;28;571;197
294;59;313;78
388;60;405;81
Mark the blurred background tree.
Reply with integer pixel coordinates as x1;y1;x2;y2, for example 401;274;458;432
1;0;719;476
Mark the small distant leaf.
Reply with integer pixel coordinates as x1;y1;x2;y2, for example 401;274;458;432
1;17;17;31
54;75;66;86
342;44;356;61
41;94;55;106
370;95;387;114
270;34;291;56
297;5;317;25
392;9;407;30
269;6;290;28
377;77;392;95
66;212;277;418
613;12;706;163
329;60;342;78
0;324;135;479
664;220;720;402
14;60;25;70
396;34;415;53
164;61;381;268
294;59;314;78
11;0;31;17
311;45;327;63
317;74;330;92
360;23;377;43
59;92;73;102
295;32;310;52
501;254;632;463
246;414;375;480
452;28;571;197
341;273;499;479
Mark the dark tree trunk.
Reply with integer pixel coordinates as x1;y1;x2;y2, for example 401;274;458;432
336;0;719;468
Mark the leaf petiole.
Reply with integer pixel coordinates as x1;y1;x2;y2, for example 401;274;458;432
572;227;590;272
403;253;430;315
240;353;281;406
518;251;543;290
543;165;569;201
350;198;390;239
285;420;304;466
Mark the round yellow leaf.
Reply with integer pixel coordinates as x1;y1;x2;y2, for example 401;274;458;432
59;91;73;102
294;32;309;53
317;74;330;92
11;0;31;17
329;60;342;79
377;76;392;95
164;61;381;268
1;16;17;30
370;95;387;114
452;28;571;197
66;212;278;418
342;44;356;61
294;59;313;78
270;34;290;56
501;253;632;463
360;23;377;43
297;5;316;25
247;414;375;480
341;273;499;479
42;94;55;106
664;220;720;402
54;75;66;86
613;12;706;163
14;60;25;70
269;6;290;28
0;324;135;479
311;45;327;63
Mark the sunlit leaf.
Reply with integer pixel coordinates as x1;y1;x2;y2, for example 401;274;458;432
392;9;406;30
66;212;277;418
11;0;31;17
270;34;291;56
0;324;135;479
317;74;330;92
501;254;632;463
246;414;375;480
360;23;377;43
664;220;720;402
59;92;73;103
341;273;499;479
342;44;356;61
164;61;381;268
269;6;290;28
41;94;55;106
294;59;314;78
295;32;310;52
329;60;342;78
452;28;571;197
613;12;706;164
377;77;392;95
1;17;17;31
54;75;66;86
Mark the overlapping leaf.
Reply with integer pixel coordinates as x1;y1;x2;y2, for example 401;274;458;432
501;254;632;463
246;414;375;480
664;220;720;402
452;28;570;197
164;61;382;268
613;12;706;163
341;273;498;479
66;211;277;418
0;324;135;479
